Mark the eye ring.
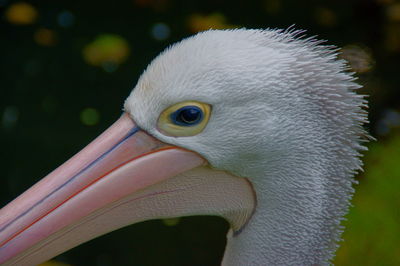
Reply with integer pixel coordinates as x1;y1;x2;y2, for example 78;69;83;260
157;101;211;137
170;106;203;126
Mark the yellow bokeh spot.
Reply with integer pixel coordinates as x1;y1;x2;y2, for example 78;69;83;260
314;7;337;27
34;28;57;46
39;260;72;266
386;3;400;22
384;24;400;52
5;2;38;25
162;218;180;226
264;0;282;15
83;34;130;67
80;108;100;126
188;13;236;33
340;45;374;73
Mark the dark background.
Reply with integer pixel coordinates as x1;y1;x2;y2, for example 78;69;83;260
1;0;399;265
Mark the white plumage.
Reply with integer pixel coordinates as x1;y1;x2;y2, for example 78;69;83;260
125;28;368;265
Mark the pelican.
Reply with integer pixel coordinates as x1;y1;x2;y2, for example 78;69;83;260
0;28;368;265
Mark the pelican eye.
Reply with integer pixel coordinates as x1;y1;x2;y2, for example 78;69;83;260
171;106;203;126
157;101;211;137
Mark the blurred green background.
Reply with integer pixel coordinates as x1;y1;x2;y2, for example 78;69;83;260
1;0;399;265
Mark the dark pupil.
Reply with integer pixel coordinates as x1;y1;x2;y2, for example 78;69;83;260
180;108;200;124
178;107;201;124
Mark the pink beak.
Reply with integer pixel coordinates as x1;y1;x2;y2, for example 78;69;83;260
0;113;205;265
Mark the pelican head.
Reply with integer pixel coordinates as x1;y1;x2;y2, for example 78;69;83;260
0;29;368;265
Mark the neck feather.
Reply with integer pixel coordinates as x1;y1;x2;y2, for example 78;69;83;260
222;141;363;265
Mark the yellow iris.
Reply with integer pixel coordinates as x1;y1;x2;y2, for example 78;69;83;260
158;101;211;137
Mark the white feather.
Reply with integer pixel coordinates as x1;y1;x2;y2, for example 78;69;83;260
124;28;369;265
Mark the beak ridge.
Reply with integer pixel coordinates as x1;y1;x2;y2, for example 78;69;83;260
0;113;205;264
